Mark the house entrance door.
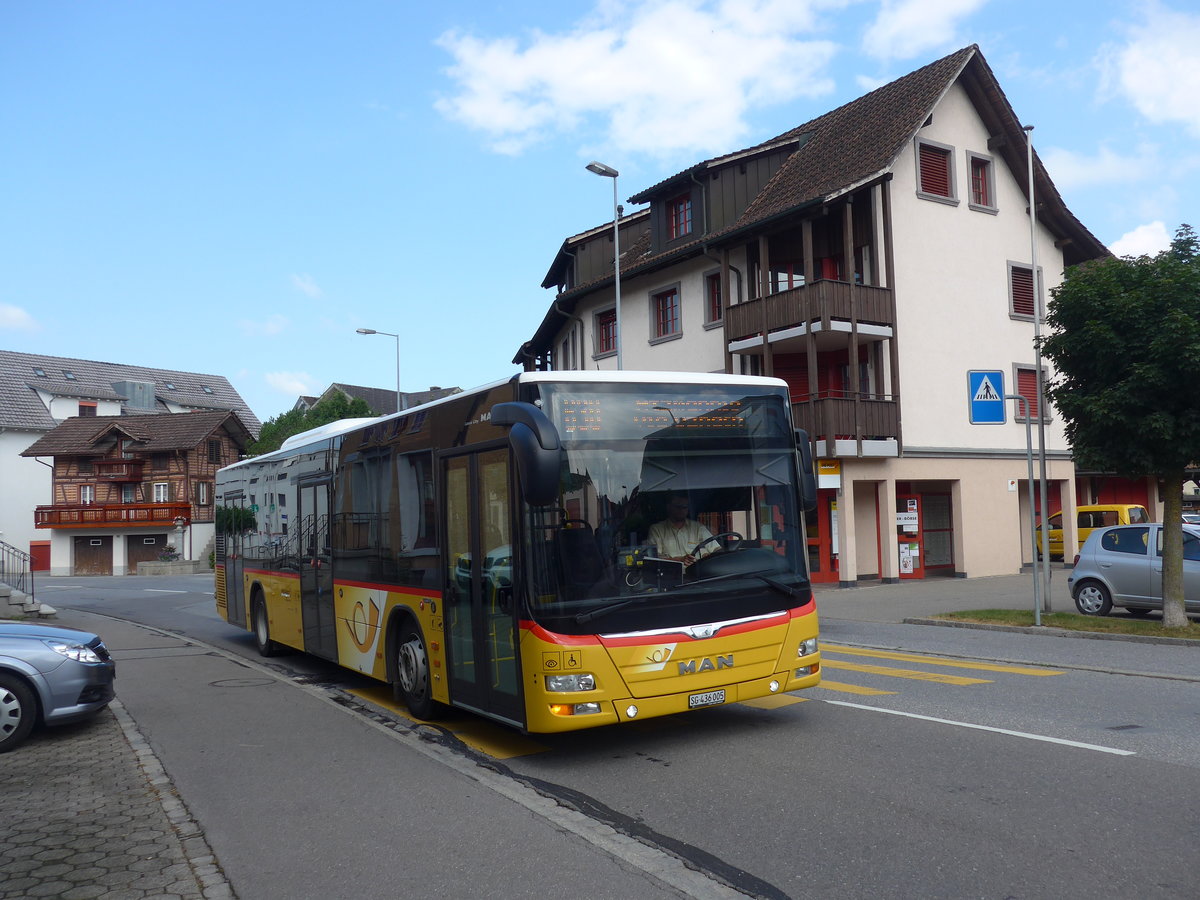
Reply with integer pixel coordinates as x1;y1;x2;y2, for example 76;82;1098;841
896;494;923;580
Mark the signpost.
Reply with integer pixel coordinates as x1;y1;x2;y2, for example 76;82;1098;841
967;370;1005;424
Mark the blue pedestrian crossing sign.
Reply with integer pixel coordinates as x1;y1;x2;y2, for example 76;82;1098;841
968;370;1005;424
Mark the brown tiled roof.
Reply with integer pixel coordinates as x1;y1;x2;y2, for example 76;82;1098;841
517;45;1108;361
20;410;253;458
0;350;261;435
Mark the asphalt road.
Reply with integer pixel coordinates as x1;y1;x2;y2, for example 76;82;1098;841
35;574;1200;899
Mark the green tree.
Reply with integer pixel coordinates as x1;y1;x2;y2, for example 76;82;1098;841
1042;224;1200;628
246;393;377;456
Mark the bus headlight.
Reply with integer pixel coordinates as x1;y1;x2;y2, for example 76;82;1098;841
797;638;819;657
545;673;596;692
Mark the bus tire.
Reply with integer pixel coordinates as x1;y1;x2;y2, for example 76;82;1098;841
252;595;282;657
395;625;440;720
0;673;37;753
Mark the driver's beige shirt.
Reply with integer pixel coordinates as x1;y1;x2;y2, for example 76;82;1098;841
647;519;714;560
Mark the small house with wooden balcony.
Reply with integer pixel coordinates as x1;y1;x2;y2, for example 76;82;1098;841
0;350;260;575
515;45;1148;585
21;410;253;575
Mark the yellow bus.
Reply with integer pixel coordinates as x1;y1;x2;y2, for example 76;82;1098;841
215;371;820;732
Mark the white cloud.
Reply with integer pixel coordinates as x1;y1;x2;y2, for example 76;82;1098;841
238;315;289;337
1040;144;1157;190
291;273;323;299
0;304;38;330
861;0;989;61
1109;221;1171;257
435;1;846;158
265;371;314;396
1102;3;1200;136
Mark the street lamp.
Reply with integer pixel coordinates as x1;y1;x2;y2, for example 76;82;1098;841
355;328;403;413
1024;126;1051;613
586;161;623;370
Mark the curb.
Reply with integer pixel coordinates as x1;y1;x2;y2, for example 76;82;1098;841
903;616;1200;648
109;698;237;899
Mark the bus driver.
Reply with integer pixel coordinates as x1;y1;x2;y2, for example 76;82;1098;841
647;493;715;568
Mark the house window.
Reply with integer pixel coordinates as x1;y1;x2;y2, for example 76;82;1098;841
667;194;693;240
969;154;995;210
197;482;211;506
705;273;723;324
651;287;681;340
559;334;575;371
122;484;138;503
63;370;77;381
770;262;805;293
80;485;95;505
1009;263;1040;319
32;367;46;377
152;452;169;471
78;459;94;474
596;309;617;356
207;439;221;464
153;482;171;503
1014;367;1049;422
202;385;214;394
916;139;957;203
78;401;97;417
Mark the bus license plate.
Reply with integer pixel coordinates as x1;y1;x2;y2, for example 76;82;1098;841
688;689;726;708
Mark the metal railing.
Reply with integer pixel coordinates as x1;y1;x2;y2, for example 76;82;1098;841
0;538;34;601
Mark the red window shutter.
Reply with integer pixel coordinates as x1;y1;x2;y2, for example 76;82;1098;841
919;144;951;197
1016;368;1039;419
1011;266;1035;317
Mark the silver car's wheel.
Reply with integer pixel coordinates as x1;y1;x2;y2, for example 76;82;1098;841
1074;582;1113;616
0;673;36;753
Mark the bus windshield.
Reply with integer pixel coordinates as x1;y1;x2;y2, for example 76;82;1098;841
524;381;808;636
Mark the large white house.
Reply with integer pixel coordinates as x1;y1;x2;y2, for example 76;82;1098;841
516;45;1157;585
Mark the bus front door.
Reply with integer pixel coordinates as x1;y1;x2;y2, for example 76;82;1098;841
443;448;523;727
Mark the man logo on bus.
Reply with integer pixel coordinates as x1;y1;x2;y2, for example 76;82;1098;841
678;654;733;675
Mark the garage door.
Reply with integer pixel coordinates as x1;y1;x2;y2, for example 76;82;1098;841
73;536;113;576
126;533;168;574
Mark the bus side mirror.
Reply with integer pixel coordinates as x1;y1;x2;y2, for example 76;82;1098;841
491;402;561;507
794;428;817;512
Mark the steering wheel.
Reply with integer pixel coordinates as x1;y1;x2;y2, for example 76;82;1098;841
691;531;743;557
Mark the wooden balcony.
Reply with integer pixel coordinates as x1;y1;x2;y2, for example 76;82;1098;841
725;280;894;342
34;502;192;529
92;459;145;481
792;393;900;457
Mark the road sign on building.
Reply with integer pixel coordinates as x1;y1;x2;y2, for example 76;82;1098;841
968;370;1005;424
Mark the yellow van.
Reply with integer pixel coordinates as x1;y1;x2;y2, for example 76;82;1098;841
1037;504;1151;560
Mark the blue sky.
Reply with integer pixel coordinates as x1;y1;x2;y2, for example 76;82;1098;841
3;1;1196;422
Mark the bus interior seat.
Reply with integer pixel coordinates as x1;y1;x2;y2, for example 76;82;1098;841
556;521;608;598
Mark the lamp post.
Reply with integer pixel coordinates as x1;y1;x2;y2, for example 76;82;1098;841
1024;126;1051;613
585;161;623;370
355;328;403;413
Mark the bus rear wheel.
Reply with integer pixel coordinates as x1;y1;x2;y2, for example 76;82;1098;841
252;596;281;657
395;626;440;720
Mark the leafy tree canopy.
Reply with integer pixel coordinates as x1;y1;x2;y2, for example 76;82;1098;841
246;392;377;456
1042;224;1200;478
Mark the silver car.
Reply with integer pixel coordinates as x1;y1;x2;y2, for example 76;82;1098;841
1068;523;1200;617
0;621;116;752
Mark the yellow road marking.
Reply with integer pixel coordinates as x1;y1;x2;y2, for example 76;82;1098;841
348;686;549;759
822;644;1065;677
814;680;897;696
821;659;991;685
739;694;808;709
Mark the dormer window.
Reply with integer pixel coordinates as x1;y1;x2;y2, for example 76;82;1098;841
667;194;693;240
63;370;77;381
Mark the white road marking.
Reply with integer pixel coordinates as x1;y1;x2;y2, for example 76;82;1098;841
822;699;1136;756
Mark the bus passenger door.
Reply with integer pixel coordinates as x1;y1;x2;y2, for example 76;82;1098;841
442;448;523;726
298;478;337;660
222;491;248;628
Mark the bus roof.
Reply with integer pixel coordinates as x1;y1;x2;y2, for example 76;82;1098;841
220;370;788;471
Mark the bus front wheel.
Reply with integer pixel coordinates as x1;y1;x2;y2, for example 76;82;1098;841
252;596;281;657
395;625;440;720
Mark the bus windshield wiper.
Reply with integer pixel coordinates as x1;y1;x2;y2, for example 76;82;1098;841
574;594;657;624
